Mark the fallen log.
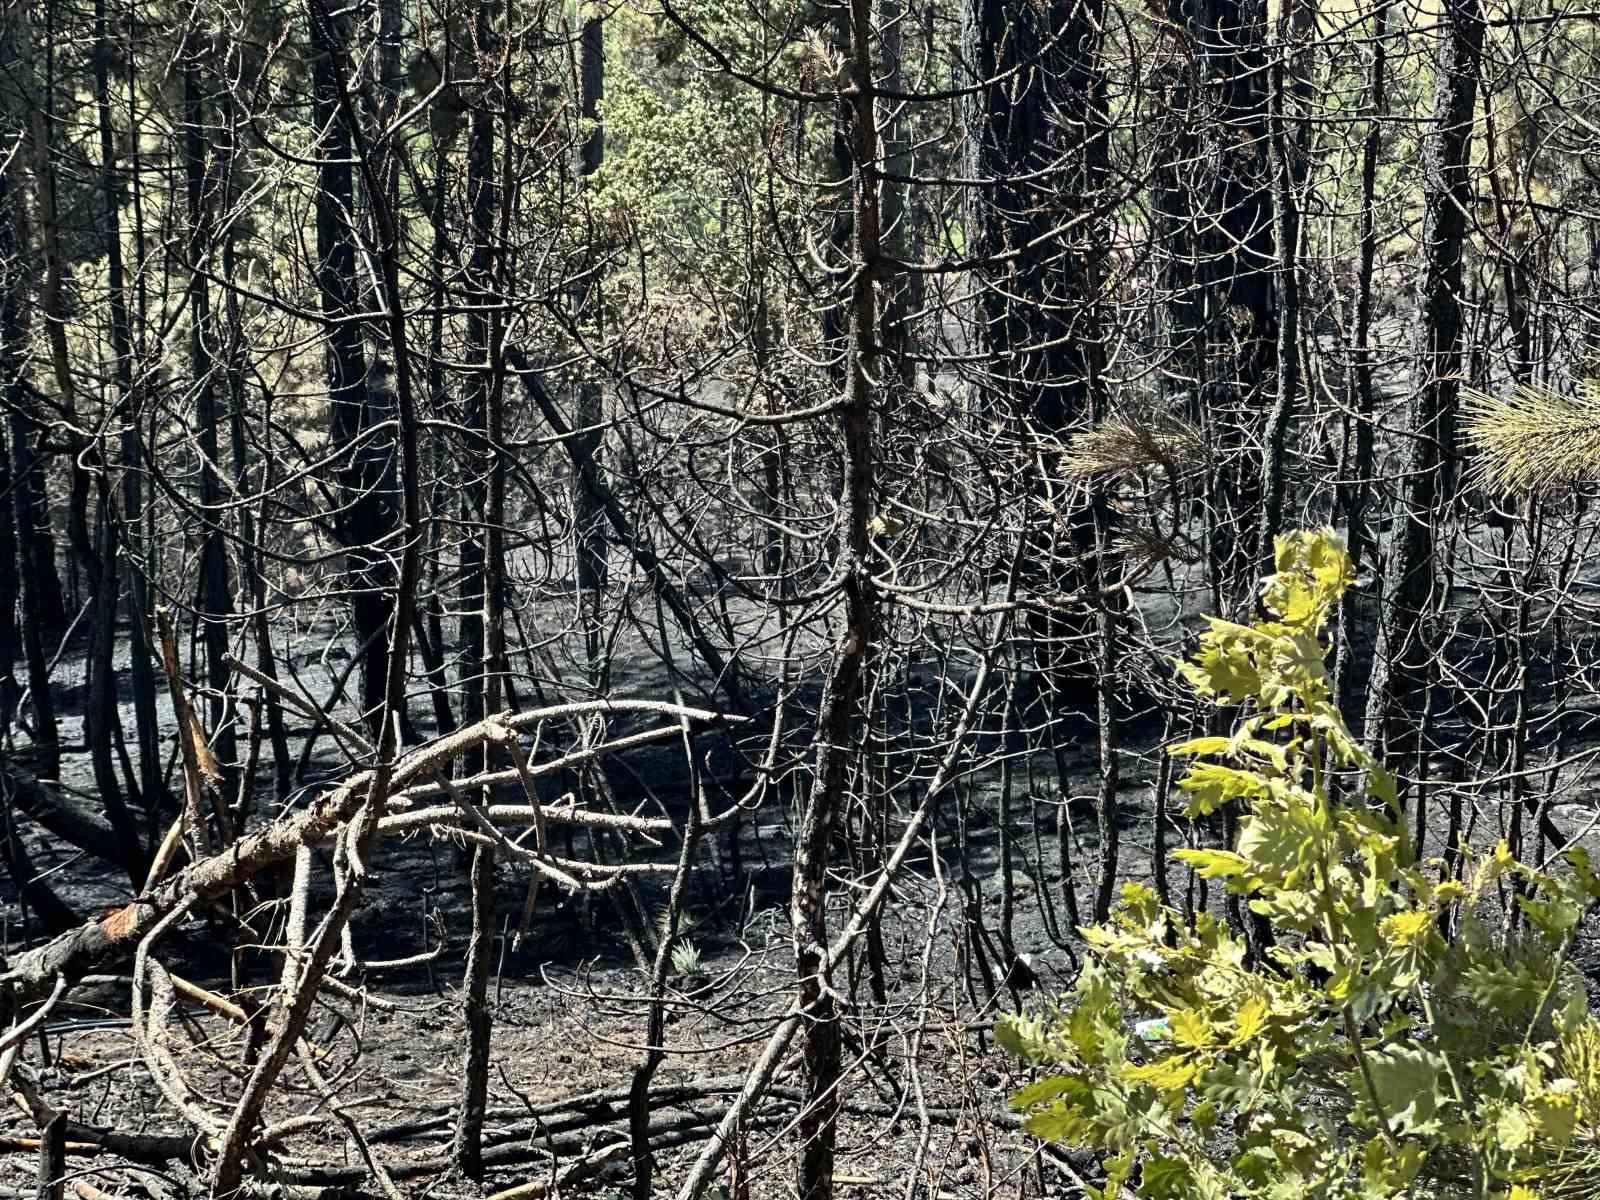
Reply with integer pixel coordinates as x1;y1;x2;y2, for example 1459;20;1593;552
1;766;129;876
8;1066;199;1165
268;1108;777;1186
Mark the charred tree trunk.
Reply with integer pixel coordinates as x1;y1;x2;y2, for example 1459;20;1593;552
453;8;504;1172
423;82;457;739
573;6;608;672
1157;0;1276;612
966;0;1122;909
95;0;164;826
1334;0;1389;721
965;0;1118;685
308;3;400;739
965;0;1112;557
209;3;426;1186
459;2;497;756
452;842;495;1176
2;2;66;639
1362;0;1485;802
0;416;15;718
1258;0;1315;554
182;41;239;796
0;138;59;779
793;1;881;1196
20;0;139;865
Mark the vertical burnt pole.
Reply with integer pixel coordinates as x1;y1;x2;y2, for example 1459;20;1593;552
1363;0;1486;801
308;0;401;738
182;30;238;785
964;0;1116;626
573;0;609;672
1156;0;1277;612
793;0;882;1193
0;9;60;778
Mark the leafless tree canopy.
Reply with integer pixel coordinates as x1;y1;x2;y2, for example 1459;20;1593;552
1;0;1598;1193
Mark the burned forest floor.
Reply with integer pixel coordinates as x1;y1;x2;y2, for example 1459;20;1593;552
5;573;1600;1199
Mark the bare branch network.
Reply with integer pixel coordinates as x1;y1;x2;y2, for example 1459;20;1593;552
0;0;1598;1195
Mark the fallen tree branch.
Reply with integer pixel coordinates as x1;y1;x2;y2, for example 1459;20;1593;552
268;1107;779;1185
7;1063;200;1165
0;973;67;1063
0;699;742;1014
1;768;129;877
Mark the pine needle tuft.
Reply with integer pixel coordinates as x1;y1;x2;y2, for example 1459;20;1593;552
1057;407;1208;481
1115;524;1203;570
1462;380;1600;493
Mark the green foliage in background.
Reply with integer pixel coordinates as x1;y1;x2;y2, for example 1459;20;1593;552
591;1;814;356
999;530;1600;1200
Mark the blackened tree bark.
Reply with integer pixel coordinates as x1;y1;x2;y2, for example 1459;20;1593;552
14;0;75;639
1334;0;1389;721
794;1;881;1196
1362;0;1486;799
17;0;140;869
964;0;1117;617
1;396;58;784
1;794;78;933
965;0;1108;438
209;4;427;1185
453;3;503;1175
458;4;497;751
452;841;495;1176
0;7;66;646
0;87;59;780
82;476;139;875
422;58;458;739
17;450;64;630
1258;0;1315;555
307;2;402;738
0;418;18;719
214;92;293;809
965;0;1124;918
1156;0;1276;611
877;0;912;382
95;0;164;825
573;5;608;671
183;37;238;787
